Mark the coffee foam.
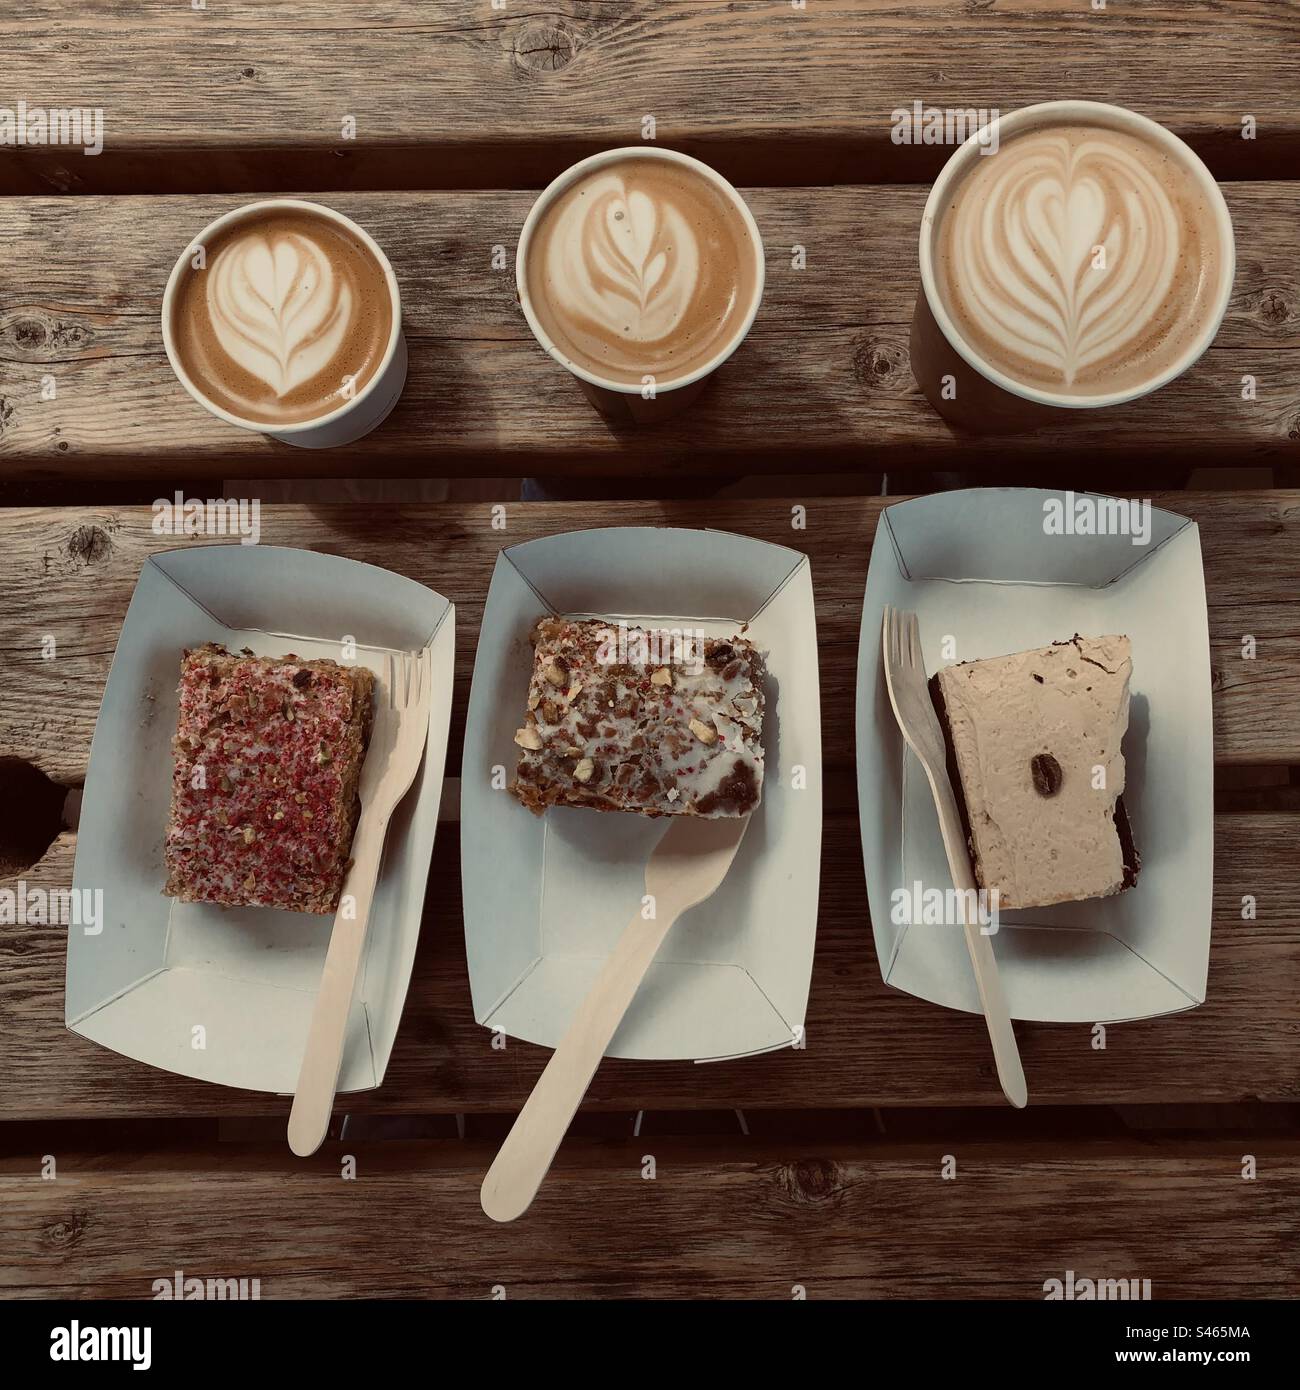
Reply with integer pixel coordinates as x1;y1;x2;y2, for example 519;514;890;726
933;122;1226;396
171;210;392;426
524;157;758;387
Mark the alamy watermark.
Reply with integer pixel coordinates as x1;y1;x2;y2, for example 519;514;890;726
1;100;103;156
891;880;1002;936
1043;491;1152;546
152;1269;262;1300
595;621;707;676
152;492;261;545
0;881;102;935
891;102;1000;155
1044;1269;1151;1301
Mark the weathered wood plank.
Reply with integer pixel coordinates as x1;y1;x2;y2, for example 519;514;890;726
2;497;1297;783
3;1138;1296;1298
1;497;1297;1119
3;807;1296;1121
1;188;1297;477
4;2;1299;193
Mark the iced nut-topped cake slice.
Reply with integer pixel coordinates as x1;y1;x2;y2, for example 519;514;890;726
163;642;374;913
929;634;1140;909
510;617;765;818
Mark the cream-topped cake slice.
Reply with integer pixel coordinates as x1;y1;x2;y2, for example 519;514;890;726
930;635;1140;909
510;617;765;819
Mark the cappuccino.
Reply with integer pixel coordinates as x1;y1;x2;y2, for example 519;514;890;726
931;119;1228;398
169;208;393;426
522;153;761;389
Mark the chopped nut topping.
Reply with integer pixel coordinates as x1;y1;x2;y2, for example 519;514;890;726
514;725;543;750
573;757;595;783
527;689;541;710
241;825;255;845
651;667;673;687
543;659;568;687
689;718;718;744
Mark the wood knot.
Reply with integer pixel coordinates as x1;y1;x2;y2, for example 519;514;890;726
851;334;910;395
67;524;112;567
1250;287;1296;333
513;21;577;76
1;309;91;360
0;397;13;438
773;1157;845;1206
43;1211;89;1251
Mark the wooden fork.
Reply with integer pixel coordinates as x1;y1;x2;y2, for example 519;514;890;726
881;606;1027;1108
480;813;751;1222
288;649;432;1156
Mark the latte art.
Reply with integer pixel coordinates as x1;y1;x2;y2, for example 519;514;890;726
170;209;392;426
934;123;1225;396
524;155;759;387
208;231;353;399
549;176;702;350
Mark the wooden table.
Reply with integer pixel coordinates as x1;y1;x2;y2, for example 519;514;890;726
3;1;1298;1302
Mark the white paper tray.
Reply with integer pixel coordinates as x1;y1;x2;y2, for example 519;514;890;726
67;544;455;1094
461;526;822;1061
855;488;1213;1024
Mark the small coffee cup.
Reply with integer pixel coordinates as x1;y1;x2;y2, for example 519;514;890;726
516;147;765;425
162;199;407;449
910;101;1236;432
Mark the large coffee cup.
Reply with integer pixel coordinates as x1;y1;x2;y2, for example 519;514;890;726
911;102;1236;431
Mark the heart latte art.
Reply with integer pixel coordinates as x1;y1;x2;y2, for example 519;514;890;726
933;123;1226;396
171;211;392;425
524;157;759;386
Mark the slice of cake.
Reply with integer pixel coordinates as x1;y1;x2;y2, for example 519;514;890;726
510;617;765;818
163;642;374;913
929;634;1139;909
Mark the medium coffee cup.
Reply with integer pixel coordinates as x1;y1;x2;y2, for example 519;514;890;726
162;199;406;449
516;147;765;424
910;101;1236;432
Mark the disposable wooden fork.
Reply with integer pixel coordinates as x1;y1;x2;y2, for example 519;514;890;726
481;813;750;1222
881;606;1028;1108
288;649;432;1156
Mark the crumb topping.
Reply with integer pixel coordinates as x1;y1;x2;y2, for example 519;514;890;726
510;618;766;819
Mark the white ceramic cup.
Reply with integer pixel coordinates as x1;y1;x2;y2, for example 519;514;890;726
516;147;766;424
911;101;1237;431
161;198;407;449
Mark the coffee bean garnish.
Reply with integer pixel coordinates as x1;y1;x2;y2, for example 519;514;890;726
1031;753;1063;797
